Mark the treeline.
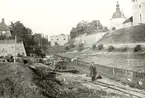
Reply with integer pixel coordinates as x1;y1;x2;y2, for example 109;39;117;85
70;20;109;39
10;21;48;57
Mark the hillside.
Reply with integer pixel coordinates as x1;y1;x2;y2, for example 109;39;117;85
97;24;145;45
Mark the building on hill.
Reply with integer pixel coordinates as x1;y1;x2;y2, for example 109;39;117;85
132;0;145;25
50;34;70;46
110;1;126;30
123;16;133;28
0;18;12;38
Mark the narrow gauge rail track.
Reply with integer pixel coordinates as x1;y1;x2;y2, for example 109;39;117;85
56;55;145;97
92;80;145;98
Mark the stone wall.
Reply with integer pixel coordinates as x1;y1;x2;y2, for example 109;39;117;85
74;32;106;47
0;40;26;56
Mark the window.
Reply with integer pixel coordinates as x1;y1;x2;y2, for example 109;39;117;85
139;5;141;8
2;31;5;34
64;38;66;40
57;38;59;40
140;14;142;23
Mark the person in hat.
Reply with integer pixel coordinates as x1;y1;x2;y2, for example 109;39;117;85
90;62;97;81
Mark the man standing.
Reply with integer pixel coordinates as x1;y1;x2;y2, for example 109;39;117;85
90;62;97;81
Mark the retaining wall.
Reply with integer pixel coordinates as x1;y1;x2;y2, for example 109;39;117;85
0;40;26;56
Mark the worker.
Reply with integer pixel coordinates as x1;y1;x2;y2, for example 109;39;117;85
90;62;97;81
71;57;79;65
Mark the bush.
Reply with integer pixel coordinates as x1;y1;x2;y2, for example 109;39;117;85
70;44;76;48
108;45;114;52
17;53;24;57
78;44;84;51
65;46;70;50
0;56;4;58
112;27;116;30
34;47;46;58
92;44;96;50
97;44;104;50
122;47;128;52
134;45;142;52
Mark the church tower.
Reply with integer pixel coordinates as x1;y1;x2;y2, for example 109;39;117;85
0;18;12;38
132;0;145;25
110;1;126;30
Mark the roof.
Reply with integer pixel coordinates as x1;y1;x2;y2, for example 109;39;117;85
112;12;126;19
0;18;9;31
123;16;133;24
112;1;126;19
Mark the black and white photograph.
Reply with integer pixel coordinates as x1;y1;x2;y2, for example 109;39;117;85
0;0;145;98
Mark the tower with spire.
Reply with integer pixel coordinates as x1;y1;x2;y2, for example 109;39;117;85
110;1;126;30
0;18;12;38
116;1;120;12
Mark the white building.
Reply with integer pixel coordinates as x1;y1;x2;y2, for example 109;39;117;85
50;34;70;46
110;1;126;30
132;0;145;25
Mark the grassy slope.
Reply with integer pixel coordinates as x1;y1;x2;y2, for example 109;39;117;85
0;63;63;98
0;63;40;98
47;46;66;54
97;24;145;45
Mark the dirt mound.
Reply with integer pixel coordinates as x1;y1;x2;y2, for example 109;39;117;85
0;63;63;98
97;24;145;45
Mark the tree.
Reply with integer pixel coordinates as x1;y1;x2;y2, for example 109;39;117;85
10;21;35;55
70;27;77;39
48;41;51;46
104;26;109;31
10;21;48;57
89;20;103;30
41;37;48;50
55;42;58;46
34;33;43;47
112;27;116;30
70;20;104;39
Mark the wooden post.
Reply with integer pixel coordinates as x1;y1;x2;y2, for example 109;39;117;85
113;67;115;74
76;59;78;66
14;35;17;63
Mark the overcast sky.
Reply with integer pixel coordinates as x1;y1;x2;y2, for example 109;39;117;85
0;0;132;39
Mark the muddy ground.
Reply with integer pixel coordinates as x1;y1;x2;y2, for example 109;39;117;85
0;62;136;98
